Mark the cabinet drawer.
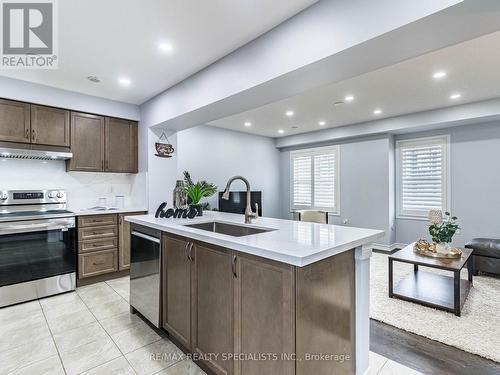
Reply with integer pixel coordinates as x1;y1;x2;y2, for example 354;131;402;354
78;214;117;227
78;225;118;241
79;237;118;253
78;249;118;278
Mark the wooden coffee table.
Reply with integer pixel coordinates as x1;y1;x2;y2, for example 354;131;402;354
388;243;473;316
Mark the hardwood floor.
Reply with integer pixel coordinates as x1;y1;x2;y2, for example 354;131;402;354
370;319;500;375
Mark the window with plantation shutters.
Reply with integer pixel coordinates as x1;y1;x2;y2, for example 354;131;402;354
396;136;450;218
290;146;339;213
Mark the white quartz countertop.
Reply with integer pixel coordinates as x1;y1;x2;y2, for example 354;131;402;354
73;208;147;216
126;211;384;267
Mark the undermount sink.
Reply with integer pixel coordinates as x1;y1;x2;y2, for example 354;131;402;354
183;221;274;237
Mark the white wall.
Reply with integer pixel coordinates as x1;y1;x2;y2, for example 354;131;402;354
278;120;500;248
146;127;178;212
176;126;281;218
0;159;146;211
395;121;500;246
279;136;394;245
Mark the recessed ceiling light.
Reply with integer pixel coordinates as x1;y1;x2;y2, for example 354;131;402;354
285;110;294;117
118;77;131;86
244;121;252;127
345;95;355;102
450;93;462;100
319;121;326;126
278;129;285;134
158;42;173;53
433;71;447;79
87;75;101;83
373;109;382;115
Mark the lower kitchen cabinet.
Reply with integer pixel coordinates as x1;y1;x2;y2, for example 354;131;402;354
78;248;118;278
162;235;193;350
161;234;296;375
234;253;295;375
192;243;235;375
118;212;145;270
77;212;145;280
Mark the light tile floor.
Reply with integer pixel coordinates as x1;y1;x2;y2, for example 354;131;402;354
0;276;422;375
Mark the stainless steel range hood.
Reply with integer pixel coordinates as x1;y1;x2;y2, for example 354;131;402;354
0;147;72;160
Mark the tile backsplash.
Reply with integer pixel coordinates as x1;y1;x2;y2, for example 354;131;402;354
0;159;147;211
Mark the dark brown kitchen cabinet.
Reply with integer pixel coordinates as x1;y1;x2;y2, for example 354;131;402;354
234;253;295;375
192;242;235;375
162;235;192;350
161;234;297;375
67;113;138;173
161;235;355;375
68;112;105;172
105;117;138;173
119;212;146;270
30;105;70;147
0;99;30;143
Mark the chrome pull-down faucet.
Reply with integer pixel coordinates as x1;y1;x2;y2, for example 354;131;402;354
222;176;258;224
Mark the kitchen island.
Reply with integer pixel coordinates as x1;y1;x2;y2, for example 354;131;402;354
126;211;384;375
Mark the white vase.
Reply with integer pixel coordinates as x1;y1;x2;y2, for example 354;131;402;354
436;242;450;254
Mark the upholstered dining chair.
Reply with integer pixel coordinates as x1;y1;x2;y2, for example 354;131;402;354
293;210;329;224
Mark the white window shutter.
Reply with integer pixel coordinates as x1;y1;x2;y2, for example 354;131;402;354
292;155;312;207
291;146;339;213
397;136;449;218
314;153;336;209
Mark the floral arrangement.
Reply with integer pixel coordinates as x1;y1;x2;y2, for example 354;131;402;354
428;210;460;244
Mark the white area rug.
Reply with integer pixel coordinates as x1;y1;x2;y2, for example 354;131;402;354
370;252;500;363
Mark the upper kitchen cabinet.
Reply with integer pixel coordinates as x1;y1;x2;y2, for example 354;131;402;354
67;112;105;172
0;99;30;143
67;113;138;173
105;117;138;173
30;105;70;147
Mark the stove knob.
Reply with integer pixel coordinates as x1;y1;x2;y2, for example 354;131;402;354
0;192;7;201
47;191;55;198
56;191;64;198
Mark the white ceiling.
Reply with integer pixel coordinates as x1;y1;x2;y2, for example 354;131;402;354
0;0;316;105
208;30;500;138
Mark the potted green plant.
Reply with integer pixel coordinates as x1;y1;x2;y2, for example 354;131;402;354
183;171;217;216
428;210;460;254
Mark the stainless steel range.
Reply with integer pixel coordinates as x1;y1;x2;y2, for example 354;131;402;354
0;190;76;307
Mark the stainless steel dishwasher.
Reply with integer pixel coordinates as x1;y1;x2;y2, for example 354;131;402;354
130;224;161;327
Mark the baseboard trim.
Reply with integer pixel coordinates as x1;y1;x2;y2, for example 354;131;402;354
372;243;408;253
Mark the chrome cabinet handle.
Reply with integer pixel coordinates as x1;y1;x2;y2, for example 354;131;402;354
93;261;105;265
25;128;30;140
188;243;194;262
32;129;36;142
232;255;237;278
185;242;190;261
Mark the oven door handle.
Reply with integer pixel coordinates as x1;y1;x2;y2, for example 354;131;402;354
0;222;74;235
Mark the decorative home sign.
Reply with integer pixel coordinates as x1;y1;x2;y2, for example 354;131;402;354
155;202;198;219
155;132;175;158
